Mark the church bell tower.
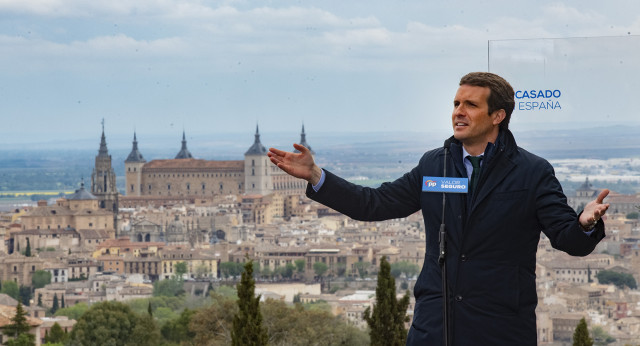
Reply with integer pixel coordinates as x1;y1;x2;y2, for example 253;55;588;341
91;120;119;230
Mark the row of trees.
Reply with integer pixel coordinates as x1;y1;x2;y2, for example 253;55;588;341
28;256;409;346
596;270;637;290
218;259;420;283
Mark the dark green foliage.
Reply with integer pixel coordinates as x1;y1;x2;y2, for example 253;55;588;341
5;333;35;346
590;325;615;345
313;262;328;278
69;301;159;346
354;261;371;278
174;261;188;277
51;294;59;314
389;261;419;279
219;261;244;279
1;280;20;300
596;270;637;289
18;286;31;306
54;302;89;320
32;270;52;289
44;322;68;344
232;260;268;346
364;256;411;346
294;259;305;273
61;295;65;308
261;299;369;346
573;317;593;346
190;292;238;345
152;277;185;297
128;313;161;346
160;308;196;344
3;302;31;337
25;239;31;257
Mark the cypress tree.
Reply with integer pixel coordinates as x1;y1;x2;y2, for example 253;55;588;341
4;302;31;337
573;317;594;346
61;294;65;308
231;259;268;346
25;239;31;257
45;322;67;344
52;293;59;314
363;256;411;346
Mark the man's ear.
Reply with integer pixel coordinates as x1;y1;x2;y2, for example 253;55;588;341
492;109;506;126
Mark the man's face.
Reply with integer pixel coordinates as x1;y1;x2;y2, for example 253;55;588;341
451;84;503;151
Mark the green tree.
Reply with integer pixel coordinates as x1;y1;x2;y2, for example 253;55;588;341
174;261;188;278
69;301;158;346
231;260;268;346
153;277;185;297
220;261;243;279
590;325;615;345
294;259;305;273
364;256;411;346
190;292;237;345
354;261;371;278
18;286;31;306
284;263;296;279
261;299;369;346
44;322;68;344
1;280;20;300
128;313;161;346
32;270;52;289
194;263;210;278
51;293;59;314
313;262;328;280
389;261;420;279
3;302;31;337
24;238;31;257
596;270;637;289
55;302;89;320
6;333;35;346
573;317;593;346
160;308;196;344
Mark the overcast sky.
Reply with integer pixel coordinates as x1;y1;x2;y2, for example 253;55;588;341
1;0;639;149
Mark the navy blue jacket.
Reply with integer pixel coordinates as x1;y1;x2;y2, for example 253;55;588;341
306;129;605;345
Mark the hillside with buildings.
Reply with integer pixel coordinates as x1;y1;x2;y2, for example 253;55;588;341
0;126;639;345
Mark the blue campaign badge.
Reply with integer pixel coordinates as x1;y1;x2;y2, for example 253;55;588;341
422;176;469;193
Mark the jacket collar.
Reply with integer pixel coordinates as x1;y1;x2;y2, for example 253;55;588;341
445;129;518;212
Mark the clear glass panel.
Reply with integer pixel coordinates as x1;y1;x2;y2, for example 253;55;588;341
488;36;640;131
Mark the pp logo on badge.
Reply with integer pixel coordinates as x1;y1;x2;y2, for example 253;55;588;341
422;176;469;193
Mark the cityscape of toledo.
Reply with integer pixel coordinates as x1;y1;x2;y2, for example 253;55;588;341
0;121;638;345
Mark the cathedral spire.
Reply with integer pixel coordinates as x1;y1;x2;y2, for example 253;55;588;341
245;124;267;155
175;131;193;159
98;119;109;158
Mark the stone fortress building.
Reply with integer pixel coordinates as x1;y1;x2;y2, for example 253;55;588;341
124;125;312;200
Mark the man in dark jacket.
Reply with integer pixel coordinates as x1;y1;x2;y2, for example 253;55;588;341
268;72;609;345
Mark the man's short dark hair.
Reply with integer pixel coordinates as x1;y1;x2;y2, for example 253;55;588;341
459;72;515;130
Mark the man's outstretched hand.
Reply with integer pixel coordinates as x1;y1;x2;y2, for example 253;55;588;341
268;143;322;185
579;189;610;231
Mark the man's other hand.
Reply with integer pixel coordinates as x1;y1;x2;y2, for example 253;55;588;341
579;189;610;231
